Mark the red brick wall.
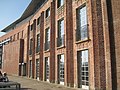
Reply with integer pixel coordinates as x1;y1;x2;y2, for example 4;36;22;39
66;0;74;87
3;40;22;76
39;11;44;81
50;0;56;83
0;0;120;89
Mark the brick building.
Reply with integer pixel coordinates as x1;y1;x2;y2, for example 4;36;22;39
0;0;120;89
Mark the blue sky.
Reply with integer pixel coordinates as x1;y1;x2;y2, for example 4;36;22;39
0;0;32;36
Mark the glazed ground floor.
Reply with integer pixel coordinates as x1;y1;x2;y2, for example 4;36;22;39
8;75;79;90
19;49;90;90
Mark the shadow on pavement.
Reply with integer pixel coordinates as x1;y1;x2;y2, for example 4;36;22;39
0;88;35;90
21;88;35;90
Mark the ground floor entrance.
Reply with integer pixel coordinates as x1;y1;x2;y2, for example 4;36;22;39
57;54;64;85
44;57;50;82
77;50;89;89
36;59;40;80
29;60;32;78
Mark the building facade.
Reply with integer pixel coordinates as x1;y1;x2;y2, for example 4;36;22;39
0;0;120;90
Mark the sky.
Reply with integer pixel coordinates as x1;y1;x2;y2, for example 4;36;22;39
0;0;32;36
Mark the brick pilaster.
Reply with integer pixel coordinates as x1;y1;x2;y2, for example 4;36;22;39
49;0;56;83
32;19;36;78
39;11;44;81
105;0;117;89
26;24;30;77
91;0;106;89
66;0;74;87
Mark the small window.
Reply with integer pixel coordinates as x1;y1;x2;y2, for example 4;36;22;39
17;33;19;40
37;17;40;25
36;34;40;53
45;8;50;18
31;24;33;31
29;38;33;55
10;36;12;42
45;28;50;51
57;0;64;8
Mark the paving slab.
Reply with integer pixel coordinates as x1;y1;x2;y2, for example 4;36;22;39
8;76;81;90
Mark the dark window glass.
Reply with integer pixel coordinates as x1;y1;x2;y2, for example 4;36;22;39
57;19;64;47
76;5;88;41
31;24;33;31
45;28;50;51
36;34;40;53
29;39;33;55
45;8;50;18
58;0;64;8
37;17;40;25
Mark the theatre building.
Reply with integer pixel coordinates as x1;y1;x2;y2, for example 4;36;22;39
0;0;120;89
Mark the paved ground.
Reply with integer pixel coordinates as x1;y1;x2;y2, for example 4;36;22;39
8;76;80;90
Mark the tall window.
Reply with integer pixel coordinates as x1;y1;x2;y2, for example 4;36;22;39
76;5;88;41
77;50;89;89
58;0;64;8
57;19;64;47
36;59;40;80
37;17;40;25
29;60;32;78
31;24;33;31
45;8;50;18
36;34;40;53
57;54;64;85
45;57;50;82
29;39;33;55
45;28;50;51
17;33;19;40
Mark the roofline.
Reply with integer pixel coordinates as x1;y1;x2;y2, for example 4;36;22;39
1;0;47;32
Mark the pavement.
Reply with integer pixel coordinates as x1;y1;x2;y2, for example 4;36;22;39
8;75;80;90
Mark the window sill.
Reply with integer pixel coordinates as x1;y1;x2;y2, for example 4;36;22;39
36;52;40;55
37;24;40;26
57;45;65;50
57;4;64;10
45;16;50;20
29;55;32;57
75;38;90;44
44;49;50;53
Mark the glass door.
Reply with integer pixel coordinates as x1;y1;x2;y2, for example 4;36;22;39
77;50;89;89
29;60;32;78
58;54;64;85
45;57;50;82
36;59;40;80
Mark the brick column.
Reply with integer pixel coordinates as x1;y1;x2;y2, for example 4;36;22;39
26;24;30;77
19;39;24;76
32;19;36;78
50;0;56;83
65;0;74;87
104;0;118;89
39;11;44;81
91;0;106;89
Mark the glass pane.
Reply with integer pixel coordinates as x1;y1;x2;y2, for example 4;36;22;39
79;50;89;87
61;0;64;6
80;6;87;26
61;20;64;36
58;54;64;83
